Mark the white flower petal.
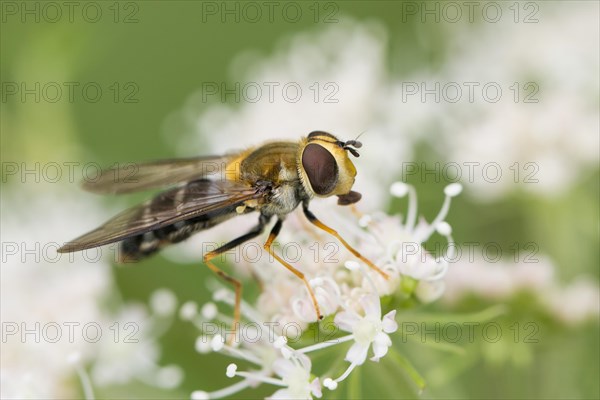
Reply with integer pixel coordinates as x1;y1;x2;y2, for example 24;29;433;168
310;377;322;398
374;332;392;347
345;342;369;365
412;218;433;243
382;310;398;333
267;388;292;400
415;280;446;303
334;311;361;332
359;294;381;319
272;358;295;379
280;347;293;360
370;342;389;361
315;287;339;316
296;352;313;372
425;259;448;281
274;336;288;349
370;333;392;362
292;297;320;323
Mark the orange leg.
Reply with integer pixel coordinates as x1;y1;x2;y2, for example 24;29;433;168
203;251;242;331
303;203;389;280
202;218;268;340
263;219;323;321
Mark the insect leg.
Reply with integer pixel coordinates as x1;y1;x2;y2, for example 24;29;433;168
203;215;269;337
302;202;389;280
263;218;323;321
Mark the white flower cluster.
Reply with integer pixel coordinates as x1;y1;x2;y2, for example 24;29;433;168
89;288;184;391
1;186;113;398
432;1;599;199
181;183;462;399
1;184;183;398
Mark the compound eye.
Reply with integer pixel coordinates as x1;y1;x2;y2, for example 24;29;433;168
302;144;338;195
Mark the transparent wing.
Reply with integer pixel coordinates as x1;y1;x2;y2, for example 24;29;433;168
82;156;231;194
58;179;269;252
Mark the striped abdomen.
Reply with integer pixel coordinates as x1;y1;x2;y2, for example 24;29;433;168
119;206;238;262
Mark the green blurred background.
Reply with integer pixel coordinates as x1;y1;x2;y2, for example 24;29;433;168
2;1;598;399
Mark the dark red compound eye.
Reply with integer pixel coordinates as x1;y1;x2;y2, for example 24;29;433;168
302;144;338;195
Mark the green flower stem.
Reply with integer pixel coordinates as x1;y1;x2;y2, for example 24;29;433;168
387;347;427;393
400;305;508;324
348;364;362;399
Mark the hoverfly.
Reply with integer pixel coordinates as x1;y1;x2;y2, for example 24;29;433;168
58;131;388;326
